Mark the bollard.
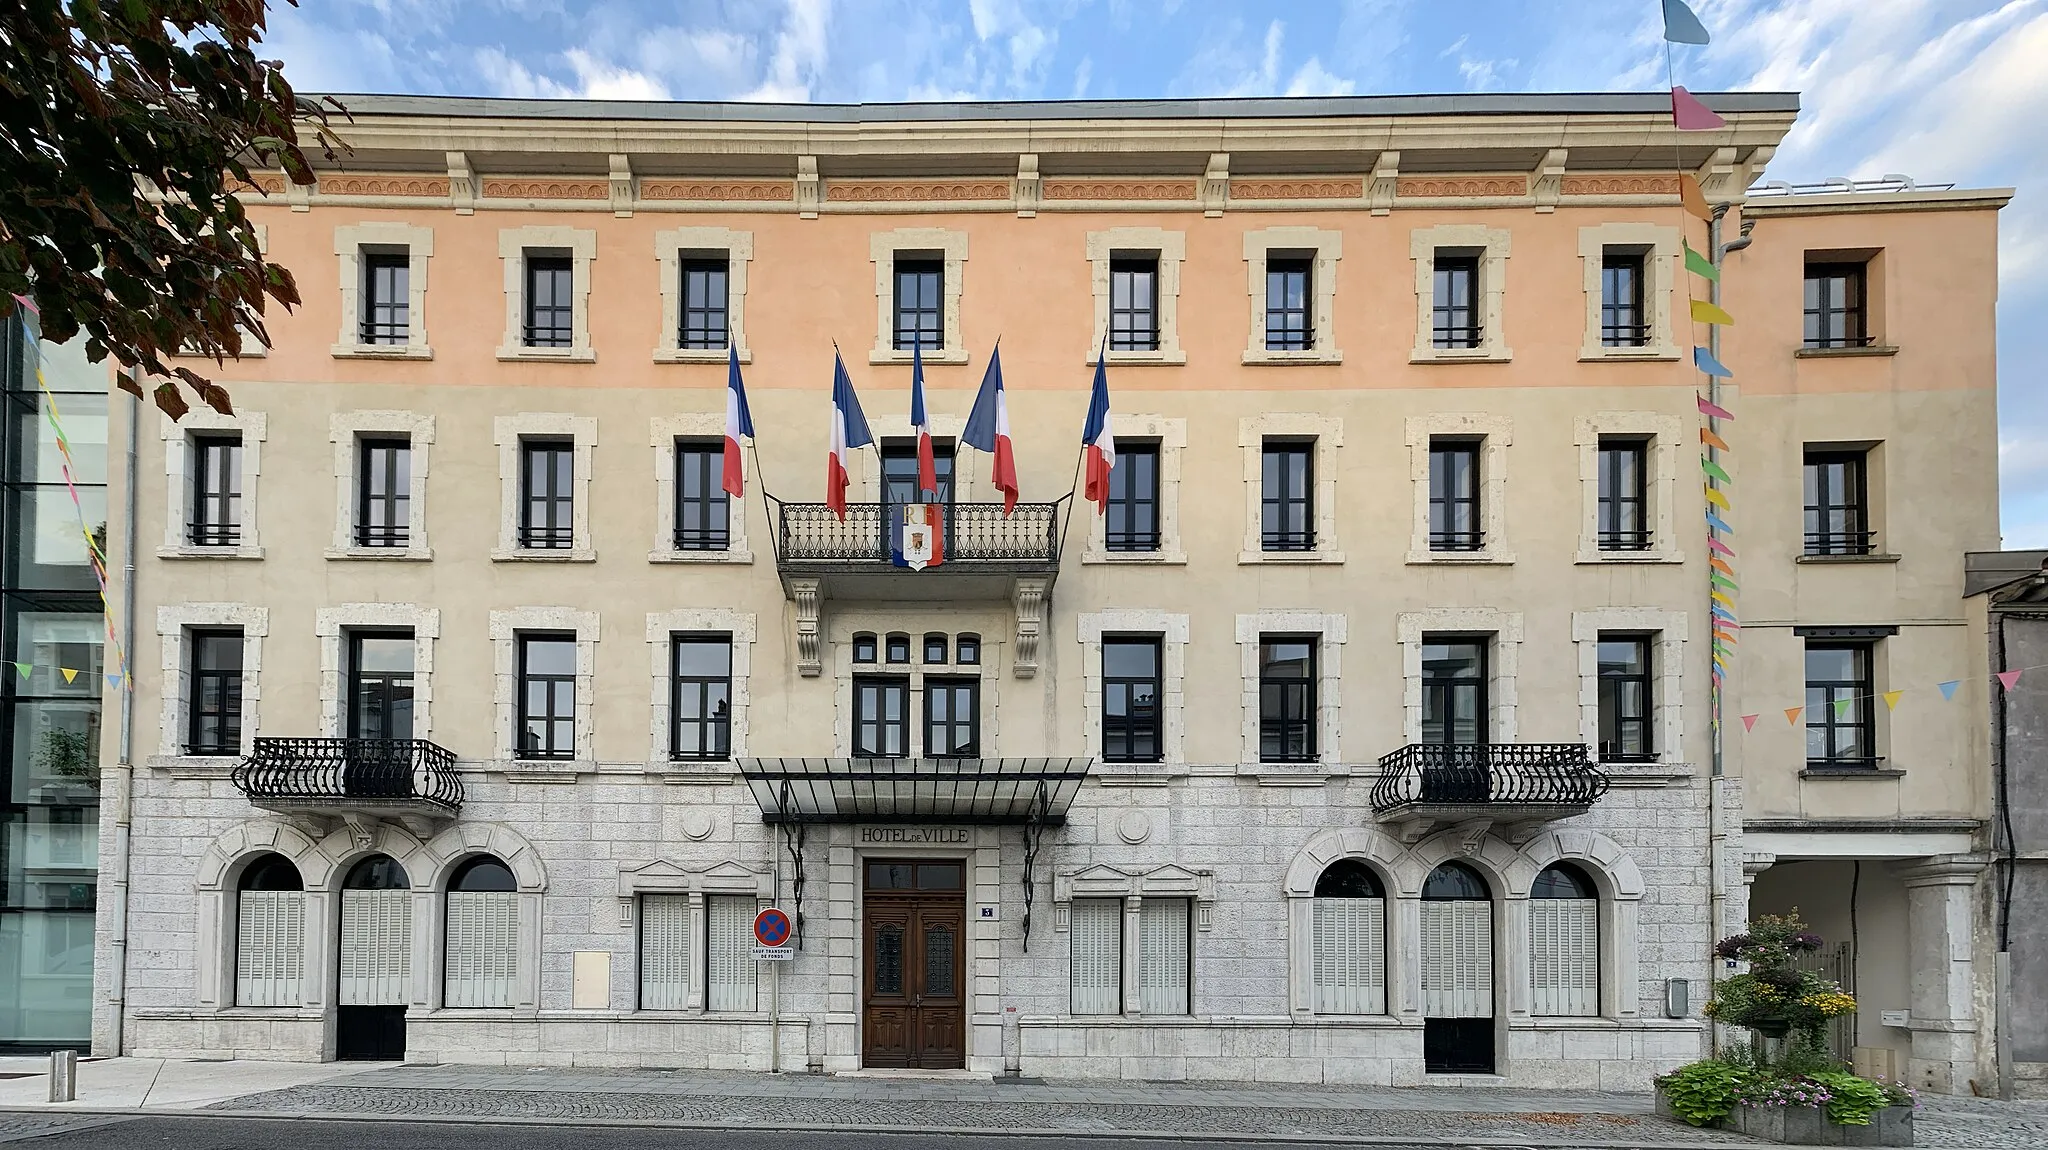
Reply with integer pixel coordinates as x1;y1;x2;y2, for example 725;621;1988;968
47;1049;77;1103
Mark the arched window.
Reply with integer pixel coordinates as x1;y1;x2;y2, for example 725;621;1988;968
235;853;304;1007
339;854;412;1010
1420;861;1494;1073
1311;859;1385;1014
445;856;518;1008
1529;862;1599;1017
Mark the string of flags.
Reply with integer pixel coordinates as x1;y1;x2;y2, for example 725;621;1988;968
1736;665;2029;733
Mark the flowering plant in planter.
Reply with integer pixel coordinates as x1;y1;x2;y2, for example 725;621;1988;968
1702;914;1854;1043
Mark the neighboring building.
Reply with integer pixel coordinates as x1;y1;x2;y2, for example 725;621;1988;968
87;92;2004;1089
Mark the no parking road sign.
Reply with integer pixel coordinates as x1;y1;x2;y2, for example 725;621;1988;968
753;907;794;961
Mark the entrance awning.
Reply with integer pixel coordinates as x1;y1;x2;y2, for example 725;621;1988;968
734;757;1092;825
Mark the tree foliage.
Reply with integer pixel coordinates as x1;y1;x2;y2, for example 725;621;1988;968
0;0;341;418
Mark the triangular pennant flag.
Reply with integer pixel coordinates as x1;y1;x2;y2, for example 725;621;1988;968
59;667;77;683
106;672;123;689
1680;173;1713;220
1937;680;1960;700
1662;0;1713;44
1713;631;1739;647
1691;298;1736;326
12;662;29;680
1785;706;1804;726
1708;536;1735;557
1697;394;1734;420
1694;346;1733;378
1673;86;1728;131
1711;573;1738;591
1999;669;2023;691
1706;511;1734;533
1704;486;1730;510
1709;556;1734;575
1833;696;1855;717
1740;714;1760;732
1684;242;1720;282
1701;427;1730;452
1882;690;1904;711
1710;606;1737;624
1711;590;1736;608
1702;458;1732;484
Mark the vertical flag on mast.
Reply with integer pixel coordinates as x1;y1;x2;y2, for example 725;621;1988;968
1081;342;1116;514
723;344;754;498
962;343;1019;513
909;331;938;499
826;349;873;520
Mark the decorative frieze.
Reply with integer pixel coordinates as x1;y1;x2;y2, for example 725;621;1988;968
482;178;608;201
640;180;794;202
1042;178;1197;201
826;179;1009;202
1561;174;1681;196
1395;175;1528;198
1230;178;1364;200
318;174;450;198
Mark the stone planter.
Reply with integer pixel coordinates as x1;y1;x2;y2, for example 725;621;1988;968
1653;1095;1914;1145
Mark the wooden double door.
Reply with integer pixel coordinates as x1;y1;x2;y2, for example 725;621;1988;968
862;859;965;1069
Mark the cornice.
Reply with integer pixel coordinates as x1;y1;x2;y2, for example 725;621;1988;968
1742;188;2015;216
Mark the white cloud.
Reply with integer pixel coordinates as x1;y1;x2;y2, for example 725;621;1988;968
1072;55;1093;99
742;0;832;102
1285;58;1355;98
562;49;670;100
474;46;574;98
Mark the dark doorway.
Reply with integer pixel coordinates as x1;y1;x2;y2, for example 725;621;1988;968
1421;861;1495;1074
1423;1018;1495;1073
862;859;965;1069
336;854;410;1060
344;632;416;798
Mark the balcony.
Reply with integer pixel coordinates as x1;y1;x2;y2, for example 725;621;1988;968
232;738;462;824
1371;743;1608;840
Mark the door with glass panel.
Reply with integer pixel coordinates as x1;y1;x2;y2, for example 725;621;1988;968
879;443;954;556
1419;639;1489;802
861;860;965;1068
344;632;414;798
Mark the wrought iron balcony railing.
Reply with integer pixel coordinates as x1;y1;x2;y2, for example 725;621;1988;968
1371;743;1609;817
232;737;462;815
771;497;1064;566
1804;530;1877;556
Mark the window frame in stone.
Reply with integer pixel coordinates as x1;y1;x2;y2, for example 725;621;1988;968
355;437;411;549
1106;441;1160;553
515;632;578;761
1805;640;1878;768
1258;635;1317;764
1428;439;1482;552
187;433;243;547
670;634;733;763
519;439;576;550
186;628;244;755
1596;437;1650;552
1101;636;1163;764
673;438;730;552
1260;440;1315;553
1595;633;1654;763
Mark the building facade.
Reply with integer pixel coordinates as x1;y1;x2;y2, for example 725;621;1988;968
88;93;2005;1090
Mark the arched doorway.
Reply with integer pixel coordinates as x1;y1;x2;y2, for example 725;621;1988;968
1529;862;1600;1017
444;856;518;1008
337;853;410;1060
1311;859;1386;1014
235;853;305;1007
1420;860;1493;1073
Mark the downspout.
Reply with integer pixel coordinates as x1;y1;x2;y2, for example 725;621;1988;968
103;373;140;1056
1993;608;2016;1099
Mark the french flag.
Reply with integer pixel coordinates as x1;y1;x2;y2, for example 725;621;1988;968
722;344;754;498
826;349;874;520
1081;344;1116;514
962;343;1019;513
909;331;938;499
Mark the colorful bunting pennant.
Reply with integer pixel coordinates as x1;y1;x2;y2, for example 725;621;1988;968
1691;298;1736;326
1702;427;1730;452
1680;173;1714;221
1709;556;1734;575
1704;486;1730;511
59;667;76;683
1697;394;1734;420
1706;511;1734;533
1938;680;1961;700
12;663;29;680
1694;347;1733;378
1785;706;1804;726
1710;590;1736;608
1833;696;1854;717
1707;536;1735;557
1740;714;1760;732
1882;690;1904;711
1711;574;1738;592
1999;669;2023;691
1702;458;1732;483
1684;242;1720;282
1672;86;1728;131
1662;0;1713;44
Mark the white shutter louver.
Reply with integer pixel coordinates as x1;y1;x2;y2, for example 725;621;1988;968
1312;897;1385;1015
445;891;519;1008
640;894;691;1009
234;890;305;1007
1420;900;1493;1018
339;888;413;1005
1529;898;1599;1016
706;895;757;1012
1069;899;1121;1015
1139;899;1190;1016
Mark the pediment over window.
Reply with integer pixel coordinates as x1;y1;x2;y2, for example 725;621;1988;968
616;857;771;898
1055;861;1214;904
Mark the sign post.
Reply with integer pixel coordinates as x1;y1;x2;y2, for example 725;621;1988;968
754;907;793;1072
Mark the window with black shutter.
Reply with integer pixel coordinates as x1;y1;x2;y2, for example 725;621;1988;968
1597;635;1654;761
853;677;910;758
1421;639;1487;746
1804;262;1868;348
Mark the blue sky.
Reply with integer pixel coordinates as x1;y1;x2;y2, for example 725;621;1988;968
265;0;2047;544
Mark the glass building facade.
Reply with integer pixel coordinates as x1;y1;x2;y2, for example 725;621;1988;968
0;315;107;1051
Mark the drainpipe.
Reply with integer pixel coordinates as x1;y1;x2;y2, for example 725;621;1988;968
103;374;140;1057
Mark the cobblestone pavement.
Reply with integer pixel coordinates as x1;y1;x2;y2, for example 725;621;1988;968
0;1112;134;1145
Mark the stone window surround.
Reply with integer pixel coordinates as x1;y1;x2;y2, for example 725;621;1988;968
1409;224;1513;364
831;616;1000;757
156;603;268;759
650;415;753;563
158;410;267;560
1239;413;1344;565
1235;612;1347;766
1078;611;1190;765
327;410;435;561
654;226;753;364
1572;609;1689;767
869;228;969;366
497;225;597;363
1083;415;1187;565
493;413;598;562
1405;413;1514;565
646;609;757;765
316;604;440;740
1054;863;1215;1019
1574;412;1685;565
332;222;434;360
1086;227;1187;365
1241;227;1343;365
490;607;600;764
1577;223;1682;362
615;859;772;1013
1398;608;1523;744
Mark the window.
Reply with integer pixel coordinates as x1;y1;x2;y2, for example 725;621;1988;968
1596;439;1649;551
672;636;732;761
1070;898;1121;1015
1106;444;1160;552
1431;255;1480;348
1264;257;1313;351
1804;262;1868;349
955;633;980;665
639;893;691;1009
1428;440;1482;552
1806;642;1876;768
706;894;757;1011
674;440;729;551
188;434;243;546
1529;863;1598;1017
1258;638;1316;763
680;257;730;349
360;252;410;345
444;856;517;1009
1599;255;1645;347
235;853;304;1008
1596;635;1653;762
186;629;243;754
893;257;943;350
1803;449;1871;555
852;633;878;664
1109;257;1159;351
348;632;415;742
1139;899;1191;1015
884;633;912;664
516;634;576;760
1102;638;1162;763
923;677;979;757
520;440;575;549
523;255;574;347
355;438;410;548
1311;859;1386;1015
853;677;910;758
1421;639;1487;745
922;633;948;664
1260;442;1314;551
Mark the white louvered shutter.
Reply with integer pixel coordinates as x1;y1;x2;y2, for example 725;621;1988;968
339;888;413;1005
1529;898;1599;1016
445;891;519;1008
640;895;691;1009
1420;900;1492;1018
1312;897;1385;1015
235;890;305;1007
1069;899;1121;1015
1139;899;1191;1015
706;896;757;1011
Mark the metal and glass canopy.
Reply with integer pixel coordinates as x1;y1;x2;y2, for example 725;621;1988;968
734;757;1091;825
